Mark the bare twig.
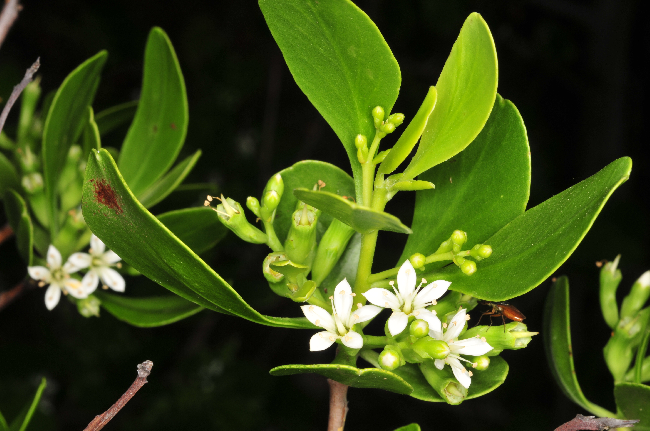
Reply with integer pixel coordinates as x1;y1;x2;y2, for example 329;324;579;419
554;414;639;431
84;361;153;431
0;223;13;245
327;379;349;431
0;0;21;50
0;278;36;312
0;57;40;135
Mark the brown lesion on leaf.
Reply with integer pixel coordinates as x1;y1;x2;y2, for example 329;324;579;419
90;178;123;215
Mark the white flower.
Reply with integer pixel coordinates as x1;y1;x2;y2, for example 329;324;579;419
301;279;382;351
429;308;493;388
363;259;450;336
28;245;87;310
67;235;124;294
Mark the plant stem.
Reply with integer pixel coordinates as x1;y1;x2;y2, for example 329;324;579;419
327;379;349;431
0;279;36;312
262;219;283;252
553;414;637;431
362;335;391;349
0;223;14;245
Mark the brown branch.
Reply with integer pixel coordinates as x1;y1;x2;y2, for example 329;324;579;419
84;361;153;431
0;278;36;312
0;223;13;245
555;414;639;431
0;57;40;135
0;0;21;50
327;379;349;431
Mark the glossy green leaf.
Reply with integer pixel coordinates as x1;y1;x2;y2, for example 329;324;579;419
95;100;138;136
117;27;188;197
0;152;20;199
96;291;203;327
42;51;107;234
8;378;46;431
360;350;508;402
543;276;614;417
378;87;437;175
269;363;413;395
137;150;201;208
401;95;530;263
82;149;312;329
259;0;401;200
419;157;631;301
4;190;33;265
615;382;650;430
294;188;411;234
157;206;227;255
273;160;355;242
403;13;498;180
394;424;421;431
82;107;101;162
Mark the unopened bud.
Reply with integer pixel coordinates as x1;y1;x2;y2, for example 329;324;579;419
412;337;450;360
460;260;477;276
246;196;261;217
379;345;404;371
409;319;429;338
409;253;426;269
355;134;368;149
77;295;101;318
380;122;396;134
387;113;405;127
471;244;492;260
372;106;385;128
474;355;490;371
311;219;355;286
462;322;536;354
620;270;650;321
600;255;622;329
262;190;281;213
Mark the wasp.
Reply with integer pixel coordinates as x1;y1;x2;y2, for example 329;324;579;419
476;300;526;331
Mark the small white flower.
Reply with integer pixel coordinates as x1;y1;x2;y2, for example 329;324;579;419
301;279;382;351
429;308;493;388
363;259;450;336
28;245;87;310
67;235;124;294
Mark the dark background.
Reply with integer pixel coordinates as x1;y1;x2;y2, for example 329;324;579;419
1;0;648;430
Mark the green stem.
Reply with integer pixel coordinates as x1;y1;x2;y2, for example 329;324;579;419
634;331;650;384
262;219;283;252
367;250;471;284
362;335;391;349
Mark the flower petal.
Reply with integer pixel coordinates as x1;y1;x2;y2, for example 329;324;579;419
28;266;51;282
46;245;62;268
66;252;92;270
301;305;337;334
434;359;445;370
350;305;382;324
396;259;417;297
99;267;126;292
310;331;338;351
64;278;87;299
414;309;441;332
444;308;467;341
81;271;100;294
44;284;61;310
447;357;472;388
341;330;363;349
387;311;409;336
362;288;400;309
90;234;106;256
102;250;121;264
451;337;493;356
413;280;451;309
333;278;353;321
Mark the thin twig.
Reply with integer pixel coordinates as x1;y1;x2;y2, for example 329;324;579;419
554;414;639;431
0;278;36;312
0;223;14;245
0;0;21;50
83;361;153;431
327;379;349;431
0;57;40;135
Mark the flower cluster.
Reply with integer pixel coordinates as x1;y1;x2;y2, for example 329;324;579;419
28;235;124;310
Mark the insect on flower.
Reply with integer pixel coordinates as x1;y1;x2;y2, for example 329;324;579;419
475;300;526;331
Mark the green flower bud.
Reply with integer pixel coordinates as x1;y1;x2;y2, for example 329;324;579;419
357;145;369;164
412;337;450;360
620;270;650;321
355;134;368;149
284;204;320;265
604;326;635;381
419;360;467;405
77;295;101;318
311;219;355;286
379;345;405;371
470;244;492;261
387;113;405;127
409;253;426;269
211;195;268;244
600;255;622;329
262;190;281;214
264;173;284;197
372;106;385;128
380;122;396;134
409;319;430;338
474;355;490;371
451;230;467;246
435;238;453;254
462;322;538;354
460;260;477;276
246;196;261;217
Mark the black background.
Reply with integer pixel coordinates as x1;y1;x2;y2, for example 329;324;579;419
1;0;649;430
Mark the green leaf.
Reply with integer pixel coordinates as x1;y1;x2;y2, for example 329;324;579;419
42;50;107;235
259;0;401;200
117;27;188;197
403;13;498;180
543;276;614;417
269;363;413;395
95;100;138;136
96;291;203;327
81;106;101;162
294;188;411;234
0;411;7;431
157;206;227;255
273;160;355;242
4;190;33;265
0;152;20;200
8;378;46;431
394;425;421;431
420;157;631;301
137;150;201;208
82;149;312;329
0;132;15;150
615;382;650;430
378;87;437;175
401;95;530;263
